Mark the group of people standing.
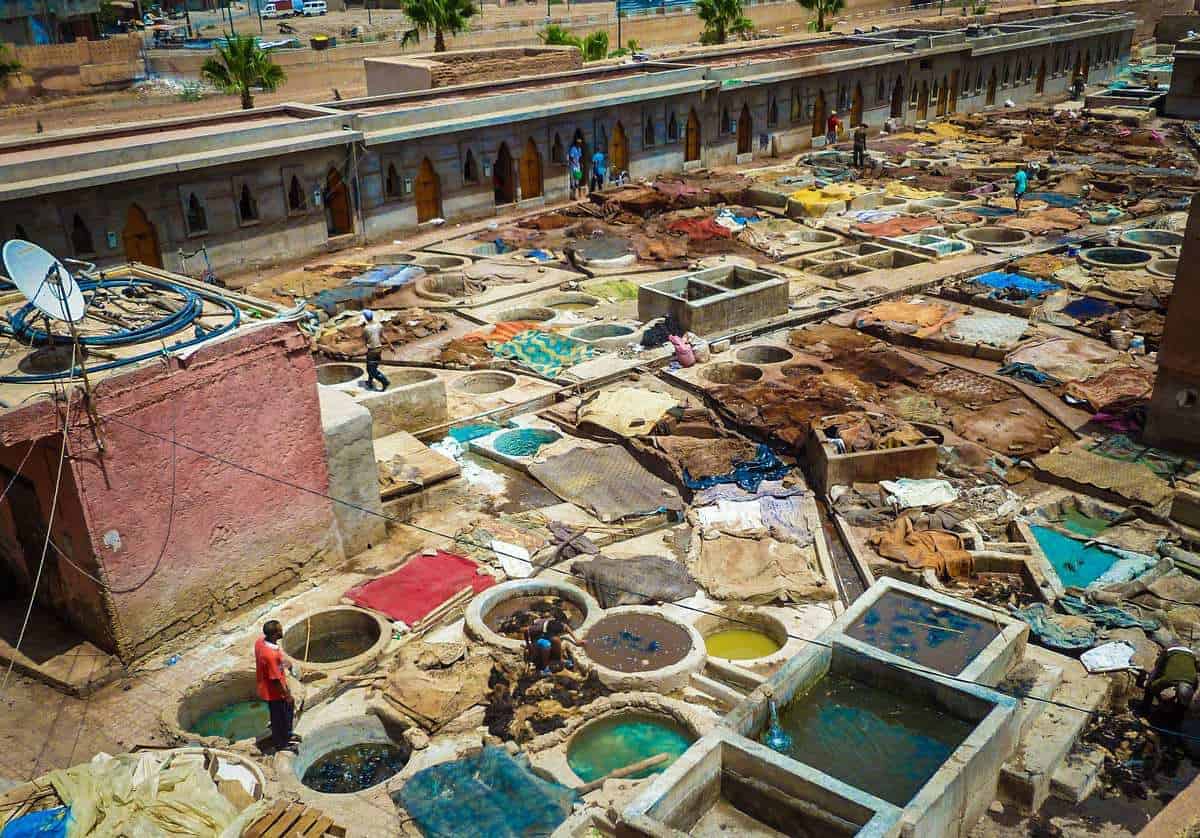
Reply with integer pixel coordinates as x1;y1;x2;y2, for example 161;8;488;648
568;137;610;199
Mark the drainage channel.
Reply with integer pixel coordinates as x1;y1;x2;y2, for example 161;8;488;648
815;498;867;604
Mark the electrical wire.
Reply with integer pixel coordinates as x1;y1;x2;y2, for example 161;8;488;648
90;410;1200;745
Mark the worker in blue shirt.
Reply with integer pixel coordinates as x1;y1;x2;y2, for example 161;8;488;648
1012;165;1028;212
590;149;607;194
567;138;584;199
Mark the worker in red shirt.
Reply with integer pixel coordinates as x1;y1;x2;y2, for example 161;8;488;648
825;110;841;145
255;620;300;752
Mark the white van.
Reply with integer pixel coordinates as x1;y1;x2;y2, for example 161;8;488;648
302;0;326;15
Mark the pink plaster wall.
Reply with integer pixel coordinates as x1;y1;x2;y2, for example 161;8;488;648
0;323;343;661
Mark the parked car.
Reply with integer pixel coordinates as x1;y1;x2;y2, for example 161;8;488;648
302;0;326;15
262;4;280;18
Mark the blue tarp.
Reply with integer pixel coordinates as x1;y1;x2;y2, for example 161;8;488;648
683;443;790;493
1;807;69;838
349;264;424;288
970;271;1061;298
1024;192;1080;208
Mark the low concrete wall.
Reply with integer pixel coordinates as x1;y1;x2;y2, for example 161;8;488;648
3;35;143;102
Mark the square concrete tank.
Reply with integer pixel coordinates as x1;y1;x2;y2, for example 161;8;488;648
637;266;789;336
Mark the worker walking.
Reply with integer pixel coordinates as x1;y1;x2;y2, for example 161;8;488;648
524;617;580;677
361;309;391;392
1140;646;1198;725
1012;165;1028;213
589;147;607;194
825;110;841;146
255;620;301;752
853;123;868;168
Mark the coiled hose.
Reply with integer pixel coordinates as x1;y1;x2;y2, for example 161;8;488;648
1;276;241;383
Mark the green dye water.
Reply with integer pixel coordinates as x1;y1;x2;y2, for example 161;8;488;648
1030;525;1117;589
582;279;639;301
567;714;694;783
1059;508;1110;538
704;629;781;660
845;590;998;675
494;428;560;457
765;674;974;807
302;742;408;794
190;700;269;741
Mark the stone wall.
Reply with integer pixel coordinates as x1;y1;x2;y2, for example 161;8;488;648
0;324;344;661
3;35;143;102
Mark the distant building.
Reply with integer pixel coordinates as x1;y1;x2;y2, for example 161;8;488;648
0;0;102;44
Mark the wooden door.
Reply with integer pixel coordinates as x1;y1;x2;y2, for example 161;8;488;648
685;108;701;162
890;77;903;118
1036;59;1046;93
917;81;928;120
736;103;751;154
494;143;515;205
949;70;959;113
936;76;948;116
609;121;628;174
325;168;352;235
519;138;543;200
812;89;826;138
414;157;441;223
850;82;863;127
122;204;162;268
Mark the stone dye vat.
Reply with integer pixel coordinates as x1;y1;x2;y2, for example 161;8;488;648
886;234;972;260
466;578;601;652
956;227;1033;249
1078;246;1154;270
293;716;411;794
705;629;781;660
340;367;448;437
316;363;363;386
832;578;1026;684
637;266;788;336
191;700;269;742
581;607;706;692
724;634;1018;837
1120;228;1183;253
167;669;303;745
624;728;902;838
282;607;391;674
695;609;790;665
1026;524;1154;590
567;712;696;784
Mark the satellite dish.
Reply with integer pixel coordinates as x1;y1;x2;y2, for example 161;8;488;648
2;239;87;323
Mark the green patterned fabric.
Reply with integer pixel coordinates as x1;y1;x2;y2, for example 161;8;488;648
488;329;595;378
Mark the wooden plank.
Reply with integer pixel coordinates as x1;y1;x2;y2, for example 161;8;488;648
285;809;321;836
244;800;289;838
300;815;335;837
375;430;460;498
261;803;307;838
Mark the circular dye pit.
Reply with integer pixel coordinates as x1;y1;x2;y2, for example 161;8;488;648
956;227;1032;248
696;611;788;663
583;612;693;674
413;272;471;302
19;345;83;375
1149;257;1177;277
369;252;417;265
734;345;794;365
700;363;764;385
781;362;824;377
467;579;600;651
191;699;269;742
1120;228;1183;252
494;306;556;323
492;427;561;457
569;323;636;342
389;369;438;386
1079;247;1153;270
566;713;695;784
316;363;363;386
911;198;960;210
294;718;411;795
453;371;517;394
786;230;840;245
545;293;600;312
282;607;386;671
414;254;471;272
173;670;289;744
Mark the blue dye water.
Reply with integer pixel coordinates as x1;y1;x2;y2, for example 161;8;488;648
845;590;999;674
449;423;504;443
567;714;694;783
765;674;974;806
302;742;408;794
763;699;793;752
966;206;1015;217
189;700;270;741
1030;525;1118;589
493;428;560;457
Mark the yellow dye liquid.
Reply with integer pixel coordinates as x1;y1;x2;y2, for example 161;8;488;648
704;629;781;660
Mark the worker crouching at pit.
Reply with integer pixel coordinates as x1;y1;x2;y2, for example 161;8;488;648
1139;646;1198;727
524;617;580;677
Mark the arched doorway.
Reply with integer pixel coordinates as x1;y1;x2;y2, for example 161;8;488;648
494;142;516;205
812;89;826;138
325;168;352;235
519;137;543;200
685;108;701;162
1036;59;1047;94
986;68;998;105
936;76;948;116
122;204;161;268
850;82;863;127
609;121;628;175
736;103;751;155
890;77;903;118
414;157;441;223
917;81;928;121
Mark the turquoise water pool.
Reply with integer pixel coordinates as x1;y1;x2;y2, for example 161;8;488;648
567;713;694;783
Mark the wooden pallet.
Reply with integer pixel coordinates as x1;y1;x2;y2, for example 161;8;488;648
243;800;347;838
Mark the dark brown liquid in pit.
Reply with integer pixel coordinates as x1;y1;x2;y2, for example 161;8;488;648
584;613;692;672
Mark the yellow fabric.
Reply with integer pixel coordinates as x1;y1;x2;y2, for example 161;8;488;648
578;387;679;437
49;752;241;837
788;182;873;216
884;182;940;200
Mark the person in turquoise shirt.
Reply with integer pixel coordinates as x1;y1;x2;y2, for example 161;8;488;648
1013;165;1029;212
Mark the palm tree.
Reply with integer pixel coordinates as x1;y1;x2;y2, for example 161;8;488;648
798;0;844;33
0;45;21;89
200;34;286;109
538;23;575;47
400;0;477;53
538;24;608;61
696;0;753;45
580;31;609;61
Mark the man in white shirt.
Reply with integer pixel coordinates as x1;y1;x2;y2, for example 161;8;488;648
361;309;391;391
